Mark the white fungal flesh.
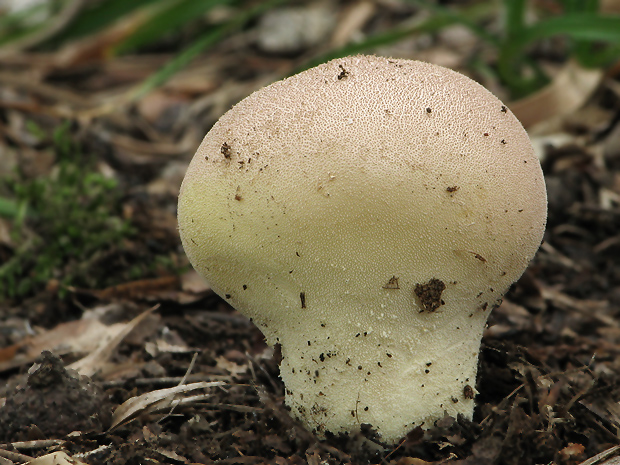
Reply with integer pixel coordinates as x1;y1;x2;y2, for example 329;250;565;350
178;55;547;444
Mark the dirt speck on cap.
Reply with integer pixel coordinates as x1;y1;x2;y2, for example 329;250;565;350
415;278;446;313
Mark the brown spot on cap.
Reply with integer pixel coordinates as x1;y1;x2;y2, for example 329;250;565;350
383;276;400;289
414;278;446;313
221;142;232;159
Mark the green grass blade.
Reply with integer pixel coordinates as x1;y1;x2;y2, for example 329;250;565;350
130;24;228;100
498;13;620;96
578;43;620;67
503;0;526;39
0;3;49;47
44;0;159;47
523;14;620;43
408;0;500;46
130;0;289;100
0;197;20;219
558;0;599;14
300;1;497;74
112;0;231;55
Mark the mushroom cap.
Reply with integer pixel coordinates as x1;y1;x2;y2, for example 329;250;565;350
178;55;547;441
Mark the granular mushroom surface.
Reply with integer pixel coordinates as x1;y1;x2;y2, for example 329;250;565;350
178;55;547;444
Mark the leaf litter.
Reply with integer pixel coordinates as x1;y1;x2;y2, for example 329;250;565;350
1;1;620;464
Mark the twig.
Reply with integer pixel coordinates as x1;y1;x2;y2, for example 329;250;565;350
0;447;33;463
100;374;229;389
178;352;199;388
0;440;63;451
578;445;620;465
0;72;91;108
245;351;279;394
156;352;200;424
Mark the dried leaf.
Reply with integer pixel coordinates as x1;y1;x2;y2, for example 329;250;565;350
601;0;620;14
0;318;123;373
329;1;376;48
181;269;211;294
109;380;224;430
510;61;602;129
68;305;158;377
215;355;249;378
578;445;620;465
560;442;585;459
395;458;435;465
81;276;180;301
24;451;88;465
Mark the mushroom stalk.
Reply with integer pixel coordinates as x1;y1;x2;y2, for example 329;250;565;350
178;55;547;444
275;296;487;443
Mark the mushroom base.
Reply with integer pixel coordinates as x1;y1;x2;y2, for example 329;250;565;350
271;305;488;445
177;53;547;447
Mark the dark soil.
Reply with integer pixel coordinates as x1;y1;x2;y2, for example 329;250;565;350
1;1;620;464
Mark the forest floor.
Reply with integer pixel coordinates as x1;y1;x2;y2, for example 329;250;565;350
1;1;620;464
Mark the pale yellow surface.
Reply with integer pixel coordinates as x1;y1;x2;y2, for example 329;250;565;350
178;55;547;444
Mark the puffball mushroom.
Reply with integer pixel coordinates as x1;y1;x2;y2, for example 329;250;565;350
178;55;547;444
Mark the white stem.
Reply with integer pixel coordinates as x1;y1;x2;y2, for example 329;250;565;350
269;298;489;444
